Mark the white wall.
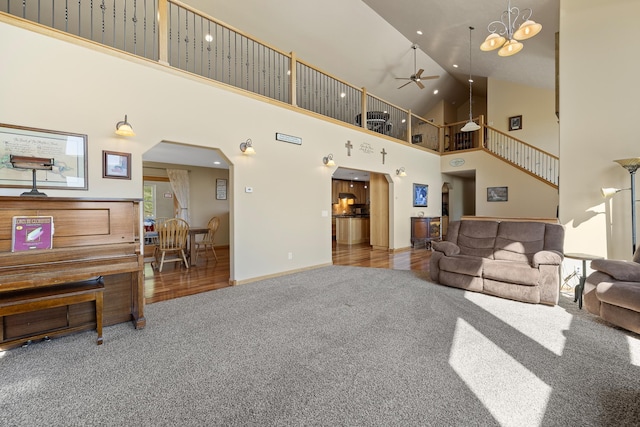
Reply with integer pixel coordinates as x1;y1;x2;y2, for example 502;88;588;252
441;151;558;219
559;0;640;260
488;78;559;156
0;19;442;281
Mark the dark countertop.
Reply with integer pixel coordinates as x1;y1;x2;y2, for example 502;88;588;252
333;215;370;218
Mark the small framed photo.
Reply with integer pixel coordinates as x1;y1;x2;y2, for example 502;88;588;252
216;178;227;200
413;183;428;207
487;186;508;202
103;150;131;179
509;115;522;131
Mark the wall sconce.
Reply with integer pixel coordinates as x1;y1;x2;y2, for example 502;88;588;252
396;167;407;177
10;155;54;197
240;138;255;155
601;187;628;198
115;114;135;136
323;153;335;166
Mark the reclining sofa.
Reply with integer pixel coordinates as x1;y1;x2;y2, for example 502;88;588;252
430;219;565;305
584;248;640;335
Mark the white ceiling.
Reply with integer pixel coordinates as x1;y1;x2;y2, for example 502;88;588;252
144;0;558;169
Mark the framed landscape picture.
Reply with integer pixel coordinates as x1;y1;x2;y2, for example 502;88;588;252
487;186;508;202
103;150;131;179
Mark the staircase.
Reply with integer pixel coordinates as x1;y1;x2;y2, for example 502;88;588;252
482;125;558;189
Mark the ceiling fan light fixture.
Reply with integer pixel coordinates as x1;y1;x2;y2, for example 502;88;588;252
498;39;523;56
480;33;505;51
513;20;542;40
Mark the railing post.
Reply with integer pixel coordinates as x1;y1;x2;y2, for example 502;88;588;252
289;51;297;107
407;110;412;144
158;0;169;65
478;114;485;148
361;88;367;129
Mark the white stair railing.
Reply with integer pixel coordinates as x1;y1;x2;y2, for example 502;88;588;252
484;126;559;188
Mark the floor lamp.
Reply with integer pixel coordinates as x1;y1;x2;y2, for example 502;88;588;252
614;158;640;255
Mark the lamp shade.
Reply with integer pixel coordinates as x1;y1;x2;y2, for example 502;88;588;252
513;20;542;40
498;39;523;56
115;115;136;136
601;187;622;198
480;33;505;51
461;120;481;132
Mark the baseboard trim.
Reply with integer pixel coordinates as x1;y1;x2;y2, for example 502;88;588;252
229;263;333;286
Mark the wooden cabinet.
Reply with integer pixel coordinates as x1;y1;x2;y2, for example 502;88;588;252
332;179;368;205
411;216;441;248
336;217;370;245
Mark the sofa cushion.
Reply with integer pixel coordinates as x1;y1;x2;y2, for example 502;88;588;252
439;254;484;276
591;259;640;282
596;281;640;313
483;279;541;304
493;221;546;264
432;241;460;256
456;220;499;258
483;260;539;286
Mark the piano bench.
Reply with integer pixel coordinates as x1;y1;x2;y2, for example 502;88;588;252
0;277;104;348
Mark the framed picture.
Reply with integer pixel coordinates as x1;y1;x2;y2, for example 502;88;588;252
509;115;522;131
0;123;88;190
216;178;227;200
413;183;428;207
487;186;508;202
103;150;131;179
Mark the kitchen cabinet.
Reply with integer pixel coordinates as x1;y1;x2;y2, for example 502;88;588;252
336;217;370;245
411;216;441;248
332;179;368;204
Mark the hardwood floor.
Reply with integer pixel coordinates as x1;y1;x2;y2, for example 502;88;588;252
144;243;432;304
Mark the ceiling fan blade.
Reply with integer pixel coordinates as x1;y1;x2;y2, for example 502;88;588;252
415;80;425;90
421;75;439;80
415;69;424;79
397;81;412;89
395;77;411;80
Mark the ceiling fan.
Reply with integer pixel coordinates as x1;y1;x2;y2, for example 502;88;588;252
396;44;438;90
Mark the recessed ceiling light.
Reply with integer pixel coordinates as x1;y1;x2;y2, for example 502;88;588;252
205;34;213;42
213;161;221;165
433;89;439;95
453;64;459;68
416;30;423;35
340;92;346;98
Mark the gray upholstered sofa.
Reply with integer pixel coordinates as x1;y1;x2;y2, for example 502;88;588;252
430;219;565;305
584;249;640;334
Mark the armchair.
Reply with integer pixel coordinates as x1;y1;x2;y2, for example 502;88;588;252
584;248;640;334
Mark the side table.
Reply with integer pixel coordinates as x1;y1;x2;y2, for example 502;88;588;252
564;252;604;309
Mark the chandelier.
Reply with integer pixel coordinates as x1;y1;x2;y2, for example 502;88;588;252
480;0;542;57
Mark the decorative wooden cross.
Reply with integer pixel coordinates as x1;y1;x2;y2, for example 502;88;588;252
345;140;353;156
381;148;387;164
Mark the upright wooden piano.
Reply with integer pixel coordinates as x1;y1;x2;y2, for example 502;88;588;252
0;197;145;350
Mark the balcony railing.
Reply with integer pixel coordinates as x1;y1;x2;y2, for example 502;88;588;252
1;0;447;151
1;0;558;188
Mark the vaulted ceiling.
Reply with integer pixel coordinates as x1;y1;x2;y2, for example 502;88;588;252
145;0;559;168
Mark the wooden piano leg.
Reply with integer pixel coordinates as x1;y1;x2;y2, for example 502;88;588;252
96;290;104;345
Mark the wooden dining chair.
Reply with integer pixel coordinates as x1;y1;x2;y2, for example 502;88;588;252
194;216;220;264
154;218;190;272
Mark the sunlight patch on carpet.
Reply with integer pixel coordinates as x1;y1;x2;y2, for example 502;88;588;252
449;318;551;426
628;336;640;366
464;292;572;356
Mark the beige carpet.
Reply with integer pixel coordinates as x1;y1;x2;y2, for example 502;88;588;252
1;266;639;426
